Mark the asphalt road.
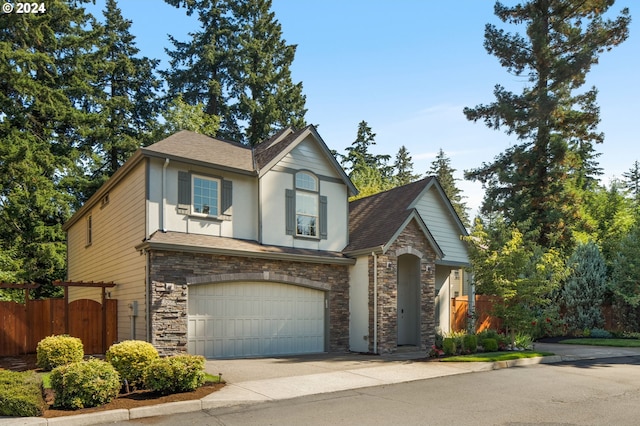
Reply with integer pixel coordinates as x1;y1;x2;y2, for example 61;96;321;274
117;356;640;426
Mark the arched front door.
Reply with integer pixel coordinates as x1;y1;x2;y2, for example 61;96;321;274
397;254;421;346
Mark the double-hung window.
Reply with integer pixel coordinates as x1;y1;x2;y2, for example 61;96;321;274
192;175;220;217
295;172;319;237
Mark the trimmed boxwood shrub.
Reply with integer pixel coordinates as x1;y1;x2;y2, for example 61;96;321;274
482;338;498;352
443;337;457;356
106;340;159;389
36;335;84;371
50;358;120;409
462;334;478;354
144;354;206;394
0;370;46;417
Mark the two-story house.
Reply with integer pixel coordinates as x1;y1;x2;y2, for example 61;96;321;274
63;126;469;358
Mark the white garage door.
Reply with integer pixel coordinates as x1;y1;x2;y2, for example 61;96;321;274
187;282;325;358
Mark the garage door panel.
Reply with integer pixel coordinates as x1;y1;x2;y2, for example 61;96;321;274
188;282;325;358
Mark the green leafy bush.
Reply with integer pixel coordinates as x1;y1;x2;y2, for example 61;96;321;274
462;334;478;353
50;359;120;409
476;329;496;348
589;328;612;338
144;354;206;394
106;340;159;389
36;335;84;371
443;337;457;356
482;338;498;352
0;370;46;417
514;332;533;350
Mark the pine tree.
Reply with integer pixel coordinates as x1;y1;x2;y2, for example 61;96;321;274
164;0;306;145
393;145;421;186
561;241;607;332
464;1;630;251
76;0;162;203
622;160;640;207
0;0;97;295
341;121;391;177
429;149;469;227
231;0;307;145
164;0;234;136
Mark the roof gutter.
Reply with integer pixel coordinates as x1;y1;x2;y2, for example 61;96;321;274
135;241;356;266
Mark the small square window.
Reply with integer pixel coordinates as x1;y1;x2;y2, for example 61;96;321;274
86;215;92;246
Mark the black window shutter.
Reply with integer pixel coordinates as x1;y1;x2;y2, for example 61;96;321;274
285;189;295;235
178;171;191;205
222;180;233;213
319;195;328;239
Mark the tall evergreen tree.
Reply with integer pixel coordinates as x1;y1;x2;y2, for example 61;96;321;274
341;121;391;177
76;0;162;203
164;0;234;138
231;0;307;145
393;145;421;186
164;0;306;145
622;160;640;207
429;149;469;227
464;1;630;251
0;0;97;295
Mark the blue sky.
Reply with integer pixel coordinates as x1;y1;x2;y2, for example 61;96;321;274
86;1;639;216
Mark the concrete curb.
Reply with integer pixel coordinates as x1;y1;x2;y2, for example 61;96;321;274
0;353;615;425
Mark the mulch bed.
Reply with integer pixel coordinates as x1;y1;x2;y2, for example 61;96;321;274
0;353;225;418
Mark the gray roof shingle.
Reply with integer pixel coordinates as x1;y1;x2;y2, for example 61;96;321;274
345;177;436;253
142;130;255;173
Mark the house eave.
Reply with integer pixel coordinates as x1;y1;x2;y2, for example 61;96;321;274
136;240;356;265
141;149;257;177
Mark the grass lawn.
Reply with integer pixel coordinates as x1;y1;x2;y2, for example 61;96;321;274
441;351;554;362
557;338;640;348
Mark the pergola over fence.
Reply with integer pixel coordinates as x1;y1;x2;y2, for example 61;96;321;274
0;281;118;356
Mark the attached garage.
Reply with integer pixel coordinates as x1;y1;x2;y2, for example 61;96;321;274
187;281;326;358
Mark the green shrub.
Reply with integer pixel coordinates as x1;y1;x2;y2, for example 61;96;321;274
622;331;640;339
442;337;457;356
106;340;159;389
476;329;499;347
462;334;478;353
482;338;498;352
50;358;120;409
434;331;444;349
144;354;206;394
36;335;84;371
590;328;612;338
514;332;533;350
0;370;46;417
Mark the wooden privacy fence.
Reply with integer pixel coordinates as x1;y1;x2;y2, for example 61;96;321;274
452;295;619;334
451;295;503;333
0;298;117;356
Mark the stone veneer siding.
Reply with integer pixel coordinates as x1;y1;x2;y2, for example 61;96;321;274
148;250;350;355
369;219;437;353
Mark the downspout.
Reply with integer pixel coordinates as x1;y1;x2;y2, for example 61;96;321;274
372;251;378;354
161;158;169;232
145;250;151;342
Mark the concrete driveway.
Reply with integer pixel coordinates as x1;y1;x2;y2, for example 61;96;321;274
205;342;640;384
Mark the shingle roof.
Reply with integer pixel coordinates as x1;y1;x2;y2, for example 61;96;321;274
253;127;306;170
142;130;255;173
344;177;436;253
139;231;354;264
